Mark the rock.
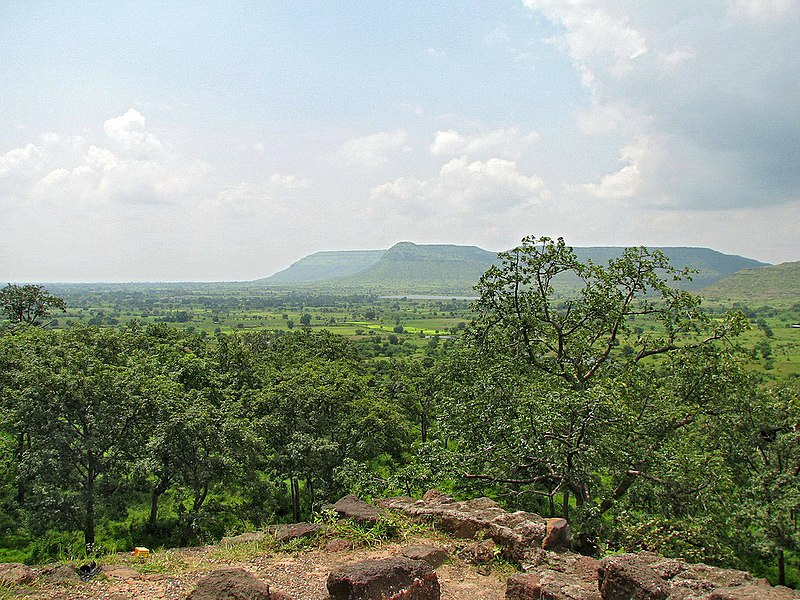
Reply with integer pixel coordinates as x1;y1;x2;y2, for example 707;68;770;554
459;539;497;565
268;522;322;544
543;518;572;551
598;554;669;600
40;563;81;584
329;495;387;526
400;545;448;568
326;538;354;552
0;562;36;585
702;585;800;599
597;553;797;600
187;567;271;600
327;556;440;600
506;571;601;600
220;531;268;546
378;490;571;563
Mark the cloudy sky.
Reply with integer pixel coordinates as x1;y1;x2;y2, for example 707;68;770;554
1;1;799;281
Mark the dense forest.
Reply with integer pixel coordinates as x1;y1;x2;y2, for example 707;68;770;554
1;237;798;587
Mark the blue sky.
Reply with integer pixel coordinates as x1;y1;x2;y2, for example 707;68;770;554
1;1;799;281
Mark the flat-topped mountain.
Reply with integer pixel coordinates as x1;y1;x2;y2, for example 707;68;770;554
256;242;769;295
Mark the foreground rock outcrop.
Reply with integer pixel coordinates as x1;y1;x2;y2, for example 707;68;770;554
379;490;571;562
597;552;798;600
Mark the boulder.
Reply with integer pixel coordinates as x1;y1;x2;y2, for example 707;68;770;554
399;545;449;568
187;567;271;600
327;557;440;600
329;495;387;526
39;563;81;584
0;562;36;585
597;553;798;600
506;571;601;600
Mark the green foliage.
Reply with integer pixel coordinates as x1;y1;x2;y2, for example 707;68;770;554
0;284;66;327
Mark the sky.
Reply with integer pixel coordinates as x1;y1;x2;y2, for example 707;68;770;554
1;1;799;282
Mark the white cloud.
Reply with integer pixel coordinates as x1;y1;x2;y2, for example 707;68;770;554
583;139;649;201
335;129;409;168
526;0;648;82
430;128;540;158
0;143;42;178
102;108;162;156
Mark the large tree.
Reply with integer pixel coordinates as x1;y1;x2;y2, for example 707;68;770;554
441;236;749;546
0;284;66;327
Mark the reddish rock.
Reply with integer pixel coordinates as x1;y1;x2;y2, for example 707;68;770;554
400;545;448;568
327;557;440;600
543;518;572;551
329;495;388;526
104;565;140;580
326;538;354;552
598;554;669;600
703;585;800;599
0;562;36;585
187;567;271;600
459;539;497;565
378;491;571;563
506;571;601;600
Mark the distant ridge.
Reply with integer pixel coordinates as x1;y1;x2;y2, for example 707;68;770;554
256;242;769;294
700;260;800;306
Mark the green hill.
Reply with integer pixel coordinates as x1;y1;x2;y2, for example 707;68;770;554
700;260;800;307
258;249;386;284
342;242;497;294
256;242;768;295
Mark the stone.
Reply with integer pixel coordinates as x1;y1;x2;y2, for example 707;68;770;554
268;522;322;544
543;518;572;551
506;571;601;600
598;554;669;600
327;557;440;600
40;563;81;584
378;491;571;563
329;495;387;526
187;567;271;600
459;539;497;565
326;538;354;552
702;585;800;599
219;531;268;546
400;545;448;568
0;562;36;585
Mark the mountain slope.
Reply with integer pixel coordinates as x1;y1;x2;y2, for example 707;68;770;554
700;260;800;306
258;250;386;284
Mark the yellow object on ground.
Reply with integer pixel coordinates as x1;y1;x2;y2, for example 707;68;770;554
133;547;150;557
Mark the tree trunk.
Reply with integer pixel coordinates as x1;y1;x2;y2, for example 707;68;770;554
290;476;300;522
150;490;161;525
778;547;785;587
84;473;96;547
420;412;428;443
15;432;26;504
562;488;570;521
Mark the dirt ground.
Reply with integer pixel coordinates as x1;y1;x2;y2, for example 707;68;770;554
9;537;510;599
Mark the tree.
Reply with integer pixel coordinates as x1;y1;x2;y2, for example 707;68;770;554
442;236;749;544
0;327;153;547
0;284;66;327
299;313;312;326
